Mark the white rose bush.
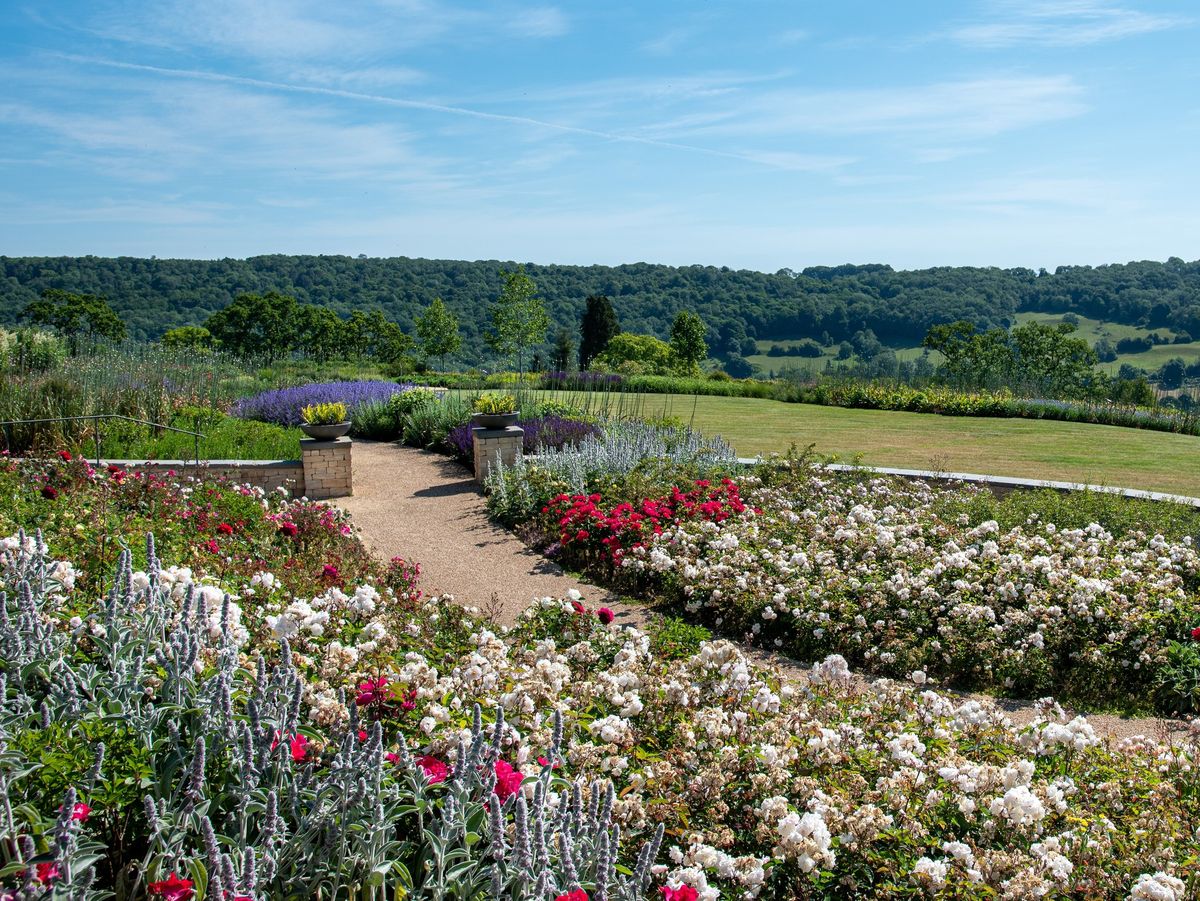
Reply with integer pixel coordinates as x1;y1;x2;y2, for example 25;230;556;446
513;455;1200;715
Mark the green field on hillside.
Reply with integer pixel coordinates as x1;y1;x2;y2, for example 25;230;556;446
1013;311;1200;374
526;390;1200;496
747;310;1200;378
744;339;940;376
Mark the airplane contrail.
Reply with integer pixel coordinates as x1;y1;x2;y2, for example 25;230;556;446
61;54;810;170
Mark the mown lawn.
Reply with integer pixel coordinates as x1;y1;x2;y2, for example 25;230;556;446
545;390;1200;496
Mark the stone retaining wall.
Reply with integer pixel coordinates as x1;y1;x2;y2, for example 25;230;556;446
300;437;352;499
81;458;304;492
31;437;355;500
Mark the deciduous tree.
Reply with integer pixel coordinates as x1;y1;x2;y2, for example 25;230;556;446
22;288;127;353
486;267;548;373
204;290;298;359
415;297;462;372
160;325;213;350
669;310;708;375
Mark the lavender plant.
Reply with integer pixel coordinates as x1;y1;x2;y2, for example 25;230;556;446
232;381;414;427
445;416;601;461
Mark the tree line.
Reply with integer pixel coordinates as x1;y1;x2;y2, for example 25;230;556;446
4;255;1199;364
19;279;1195;402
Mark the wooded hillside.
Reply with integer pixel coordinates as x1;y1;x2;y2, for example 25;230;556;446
3;255;1198;358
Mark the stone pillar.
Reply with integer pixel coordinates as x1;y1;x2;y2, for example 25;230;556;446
472;427;524;484
300;436;353;499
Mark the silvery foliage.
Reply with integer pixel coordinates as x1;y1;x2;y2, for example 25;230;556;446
0;533;662;900
488;418;737;501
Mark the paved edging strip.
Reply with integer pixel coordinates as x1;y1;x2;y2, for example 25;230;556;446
735;458;1200;507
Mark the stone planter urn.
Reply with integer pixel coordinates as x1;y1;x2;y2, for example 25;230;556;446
471;411;520;430
300;421;352;440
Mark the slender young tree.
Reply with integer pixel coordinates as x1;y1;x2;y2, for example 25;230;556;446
486;267;548;374
669;310;708;374
415;297;462;372
550;327;574;371
578;294;619;369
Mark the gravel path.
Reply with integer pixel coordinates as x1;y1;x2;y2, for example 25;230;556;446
337;441;644;628
336;440;1192;744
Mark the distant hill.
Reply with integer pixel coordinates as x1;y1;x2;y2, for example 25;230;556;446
3;255;1199;360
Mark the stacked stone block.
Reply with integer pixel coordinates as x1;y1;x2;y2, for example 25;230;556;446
300;437;353;499
472;427;524;484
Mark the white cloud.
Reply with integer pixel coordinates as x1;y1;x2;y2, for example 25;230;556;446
642;27;693;55
508;6;568;38
775;28;810;45
929;174;1138;215
50;56;853;175
151;0;376;60
11;199;230;226
950;1;1188;48
734;150;856;173
646;76;1087;141
286;65;427;89
0;75;443;186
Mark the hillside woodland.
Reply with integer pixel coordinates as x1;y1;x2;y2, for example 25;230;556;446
3;255;1199;360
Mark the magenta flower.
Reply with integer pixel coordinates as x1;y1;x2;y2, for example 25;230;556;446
494;759;524;801
148;872;194;900
416;754;448;784
356;676;388;706
290;734;309;762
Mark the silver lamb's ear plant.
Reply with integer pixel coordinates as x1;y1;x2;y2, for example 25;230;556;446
0;536;665;901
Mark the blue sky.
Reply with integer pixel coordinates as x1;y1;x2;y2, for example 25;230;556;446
1;1;1197;270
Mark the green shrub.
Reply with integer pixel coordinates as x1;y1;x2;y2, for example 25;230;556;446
390;387;440;417
405;395;471;448
0;328;68;373
1156;640;1200;713
648;615;713;660
349;399;401;439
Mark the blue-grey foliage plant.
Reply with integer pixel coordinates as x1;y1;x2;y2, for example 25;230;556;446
0;532;661;900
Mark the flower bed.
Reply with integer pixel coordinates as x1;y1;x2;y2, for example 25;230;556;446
1;460;1198;898
232;380;414;427
785;381;1200;438
499;456;1200;713
0;454;373;599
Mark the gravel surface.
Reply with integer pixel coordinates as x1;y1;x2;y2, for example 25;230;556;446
336;440;1193;744
336;441;642;628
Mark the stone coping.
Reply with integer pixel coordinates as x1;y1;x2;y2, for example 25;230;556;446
471;426;526;438
299;436;352;449
95;457;300;468
736;458;1200;507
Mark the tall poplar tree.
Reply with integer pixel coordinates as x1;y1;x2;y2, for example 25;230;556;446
578;294;619;369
